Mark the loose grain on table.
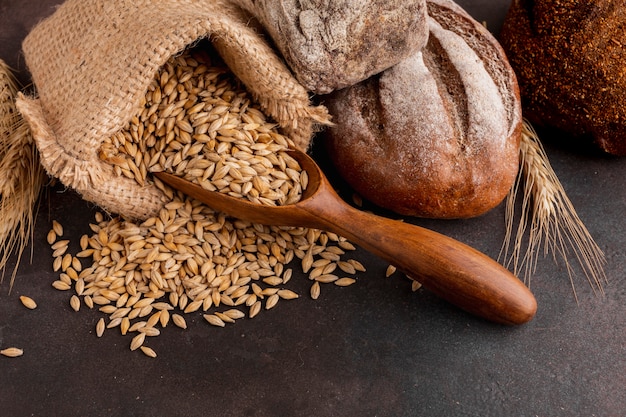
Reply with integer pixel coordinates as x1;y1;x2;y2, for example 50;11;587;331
37;47;425;356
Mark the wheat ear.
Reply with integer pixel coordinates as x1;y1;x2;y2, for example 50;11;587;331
0;60;46;290
500;120;607;301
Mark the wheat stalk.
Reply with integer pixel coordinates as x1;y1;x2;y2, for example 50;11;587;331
500;120;607;301
0;60;46;290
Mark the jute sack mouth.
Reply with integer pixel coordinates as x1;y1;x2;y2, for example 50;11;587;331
16;0;331;220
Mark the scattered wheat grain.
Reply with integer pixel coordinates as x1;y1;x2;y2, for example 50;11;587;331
52;220;63;236
310;282;320;300
52;280;71;291
96;318;105;337
130;332;146;351
277;289;299;300
140;346;157;358
204;314;226;327
70;295;81;311
172;313;187;329
334;278;356;287
1;347;23;358
19;295;37;309
47;229;57;245
249;301;261;318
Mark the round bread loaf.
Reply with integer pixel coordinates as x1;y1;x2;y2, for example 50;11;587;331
230;0;429;94
500;0;626;156
323;0;522;219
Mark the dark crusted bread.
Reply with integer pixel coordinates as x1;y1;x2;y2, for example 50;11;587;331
322;0;522;219
500;0;626;155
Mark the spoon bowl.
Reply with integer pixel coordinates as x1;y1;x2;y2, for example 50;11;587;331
155;149;330;228
154;148;537;325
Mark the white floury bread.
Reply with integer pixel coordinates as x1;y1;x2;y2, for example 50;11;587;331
324;0;522;219
230;0;429;94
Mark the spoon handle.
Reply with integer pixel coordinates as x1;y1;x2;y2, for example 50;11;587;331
310;201;537;325
153;170;536;324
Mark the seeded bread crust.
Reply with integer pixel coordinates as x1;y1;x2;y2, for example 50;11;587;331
500;0;626;156
323;0;522;219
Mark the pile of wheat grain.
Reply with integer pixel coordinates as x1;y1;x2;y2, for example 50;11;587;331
46;47;374;357
99;48;306;207
48;203;365;356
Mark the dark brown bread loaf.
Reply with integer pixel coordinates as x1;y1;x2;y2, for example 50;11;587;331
323;0;522;219
230;0;429;94
500;0;626;156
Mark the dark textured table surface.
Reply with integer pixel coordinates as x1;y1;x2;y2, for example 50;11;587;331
1;1;625;416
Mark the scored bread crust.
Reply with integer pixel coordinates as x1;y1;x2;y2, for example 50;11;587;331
324;0;522;219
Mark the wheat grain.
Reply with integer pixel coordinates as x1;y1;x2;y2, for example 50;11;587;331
337;261;356;275
348;259;366;272
52;280;71;291
96;318;105;337
172;313;187;329
223;308;245;320
0;347;23;357
107;318;122;329
310;281;320;300
262;276;283;286
249;301;262;318
47;229;57;245
338;241;357;251
277;289;299;300
58;273;71;286
70;295;81;312
140;346;157;358
139;327;160;337
146;312;161;328
19;295;37;309
61;254;72;272
314;274;338;283
204;314;226;327
52;256;63;272
52;220;63;236
50;240;69;251
265;293;279;310
334;278;356;287
128;321;146;333
215;311;235;323
130;332;146;351
121;317;130;335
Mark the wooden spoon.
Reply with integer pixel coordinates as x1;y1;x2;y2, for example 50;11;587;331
154;149;537;325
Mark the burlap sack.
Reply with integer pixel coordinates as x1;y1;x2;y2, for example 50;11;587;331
16;0;331;220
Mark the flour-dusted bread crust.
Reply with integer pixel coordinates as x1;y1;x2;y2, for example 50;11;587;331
323;0;522;219
231;0;429;94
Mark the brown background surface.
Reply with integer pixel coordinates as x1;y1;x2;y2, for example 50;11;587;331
1;1;625;416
